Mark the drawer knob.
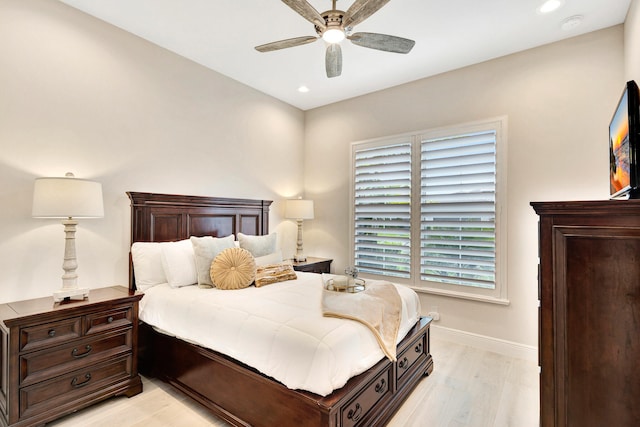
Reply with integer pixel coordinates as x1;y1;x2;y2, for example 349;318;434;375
399;357;409;370
374;378;386;394
415;342;423;353
347;403;362;422
107;316;114;323
71;345;92;359
48;329;56;337
71;373;92;388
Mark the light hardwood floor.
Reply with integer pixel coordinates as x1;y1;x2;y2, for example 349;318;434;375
49;335;539;427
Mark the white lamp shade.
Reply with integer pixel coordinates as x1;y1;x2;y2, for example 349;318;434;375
285;199;314;220
32;176;104;218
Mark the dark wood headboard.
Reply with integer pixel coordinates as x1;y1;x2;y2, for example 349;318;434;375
127;192;272;290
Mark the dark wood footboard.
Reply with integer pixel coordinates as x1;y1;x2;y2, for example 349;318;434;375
139;316;433;427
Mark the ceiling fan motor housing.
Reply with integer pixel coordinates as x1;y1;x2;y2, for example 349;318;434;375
316;10;345;37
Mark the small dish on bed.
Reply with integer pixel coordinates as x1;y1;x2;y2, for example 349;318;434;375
322;274;366;293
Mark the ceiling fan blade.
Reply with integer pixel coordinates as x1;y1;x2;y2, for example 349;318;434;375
325;44;342;78
255;36;318;52
349;32;415;54
342;0;391;28
281;0;326;29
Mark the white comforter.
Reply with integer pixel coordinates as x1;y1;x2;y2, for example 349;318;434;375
139;272;420;396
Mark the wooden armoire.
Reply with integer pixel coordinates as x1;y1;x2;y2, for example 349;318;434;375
531;200;640;427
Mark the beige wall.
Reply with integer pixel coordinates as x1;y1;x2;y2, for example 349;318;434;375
0;0;631;349
0;0;305;303
626;0;640;81
304;26;624;347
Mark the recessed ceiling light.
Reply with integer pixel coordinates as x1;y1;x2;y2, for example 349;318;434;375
537;0;565;14
561;15;584;31
298;85;310;93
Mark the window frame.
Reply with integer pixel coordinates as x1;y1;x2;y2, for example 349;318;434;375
350;117;509;305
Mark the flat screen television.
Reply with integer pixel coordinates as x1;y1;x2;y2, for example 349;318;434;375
610;80;640;199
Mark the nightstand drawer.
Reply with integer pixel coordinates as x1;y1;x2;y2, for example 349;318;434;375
19;317;82;352
1;286;143;427
85;305;133;335
19;355;133;420
20;330;132;386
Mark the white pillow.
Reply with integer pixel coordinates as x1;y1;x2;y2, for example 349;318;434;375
254;250;284;266
160;239;197;288
190;235;235;288
131;242;166;291
237;233;277;258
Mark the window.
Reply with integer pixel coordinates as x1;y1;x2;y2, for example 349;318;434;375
353;140;412;278
420;130;497;288
351;118;508;304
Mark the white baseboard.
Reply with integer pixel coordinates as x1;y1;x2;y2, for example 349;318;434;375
430;325;538;363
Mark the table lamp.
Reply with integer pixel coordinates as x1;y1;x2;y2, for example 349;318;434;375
32;172;104;302
285;199;314;262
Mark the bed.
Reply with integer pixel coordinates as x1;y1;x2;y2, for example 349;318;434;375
128;191;433;427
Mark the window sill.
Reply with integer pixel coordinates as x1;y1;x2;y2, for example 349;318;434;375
409;285;510;306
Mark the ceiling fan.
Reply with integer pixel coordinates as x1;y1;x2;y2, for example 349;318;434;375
255;0;415;78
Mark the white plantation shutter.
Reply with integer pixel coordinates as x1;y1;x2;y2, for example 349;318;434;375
353;143;411;278
351;118;505;302
420;130;496;288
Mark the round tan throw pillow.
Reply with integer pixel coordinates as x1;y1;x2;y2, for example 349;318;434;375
210;247;257;290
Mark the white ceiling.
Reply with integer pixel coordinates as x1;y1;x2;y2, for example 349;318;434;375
58;0;631;110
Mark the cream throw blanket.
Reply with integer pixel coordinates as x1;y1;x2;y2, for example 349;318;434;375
322;281;402;361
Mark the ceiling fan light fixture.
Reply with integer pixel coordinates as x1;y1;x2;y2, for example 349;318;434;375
255;0;414;78
322;28;345;44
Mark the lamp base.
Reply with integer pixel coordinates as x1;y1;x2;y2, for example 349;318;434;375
53;287;90;302
294;254;307;262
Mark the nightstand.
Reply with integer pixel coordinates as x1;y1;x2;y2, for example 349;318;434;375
0;286;143;427
291;257;333;274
